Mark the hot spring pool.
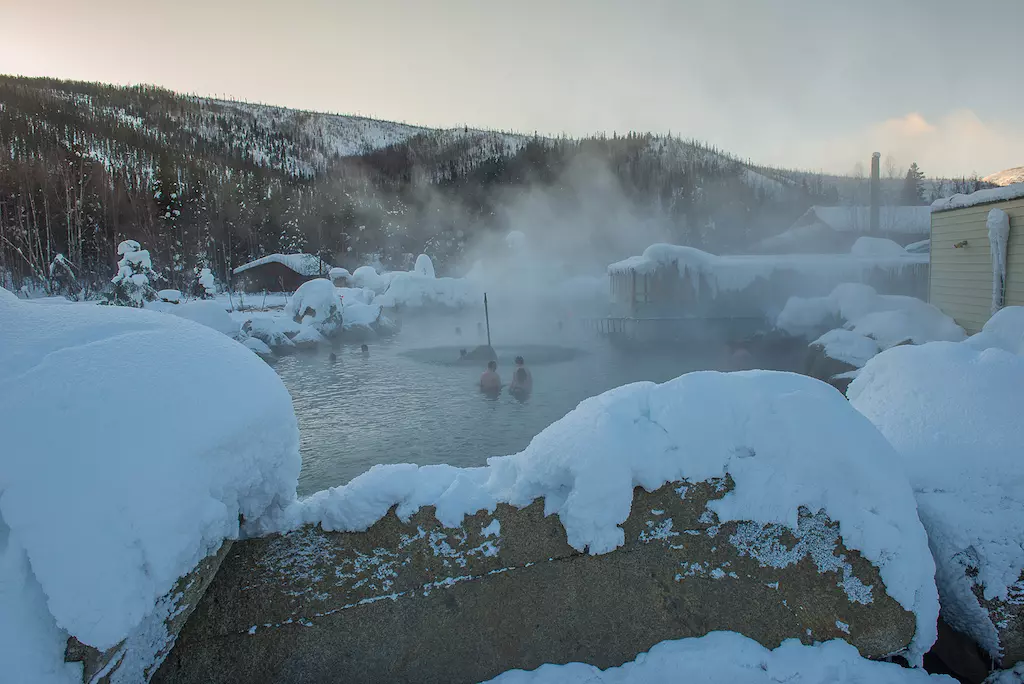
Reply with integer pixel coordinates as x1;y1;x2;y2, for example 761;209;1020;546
274;327;774;496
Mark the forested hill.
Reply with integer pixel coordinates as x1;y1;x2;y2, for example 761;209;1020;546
0;75;986;295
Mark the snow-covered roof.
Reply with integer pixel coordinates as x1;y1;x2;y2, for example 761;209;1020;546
797;206;932;234
233;253;330;277
608;244;927;294
930;182;1024;212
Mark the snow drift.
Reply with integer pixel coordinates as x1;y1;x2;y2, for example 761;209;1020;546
484;632;952;684
0;289;300;672
848;342;1024;657
266;369;938;662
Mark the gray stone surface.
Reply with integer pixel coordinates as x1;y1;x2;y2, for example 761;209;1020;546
155;481;915;684
976;573;1024;668
67;540;233;684
804;342;859;394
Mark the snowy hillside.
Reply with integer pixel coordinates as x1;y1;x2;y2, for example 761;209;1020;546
984;166;1024;187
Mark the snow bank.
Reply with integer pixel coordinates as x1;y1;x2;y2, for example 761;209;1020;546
778;283;965;363
988;209;1010;314
483;632;952;684
965;306;1024;355
608;243;927;296
147;299;240;337
931;183;1024;212
414;253;436;278
848;343;1024;657
285;278;343;337
375;271;480;309
851;236;907;258
269;370;938;661
0;289;300;661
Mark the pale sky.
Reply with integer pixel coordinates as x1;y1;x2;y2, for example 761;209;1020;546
3;0;1022;177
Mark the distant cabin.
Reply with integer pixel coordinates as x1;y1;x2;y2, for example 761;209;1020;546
757;206;931;254
232;254;331;293
930;184;1024;333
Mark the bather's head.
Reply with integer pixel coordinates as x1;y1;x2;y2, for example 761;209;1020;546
487;360;497;371
514;356;525;366
361;344;369;353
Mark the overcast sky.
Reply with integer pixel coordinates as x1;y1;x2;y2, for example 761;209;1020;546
3;0;1022;177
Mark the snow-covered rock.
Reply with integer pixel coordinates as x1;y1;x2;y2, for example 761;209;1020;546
242;317;297;352
810;328;882;369
336;286;376;305
264;369;938;662
413;253;435;278
849;342;1024;662
242;336;274;359
965;306;1024;356
157;289;182;303
350;265;394;294
284;278;344;338
483;632;953;684
291;326;326;350
778;284;965;368
328;267;351;284
0;287;300;680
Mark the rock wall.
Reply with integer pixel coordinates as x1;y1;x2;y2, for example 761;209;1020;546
154;481;916;684
66;540;233;684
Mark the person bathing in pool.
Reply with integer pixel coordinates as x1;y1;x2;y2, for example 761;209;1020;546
479;360;501;394
509;356;532;395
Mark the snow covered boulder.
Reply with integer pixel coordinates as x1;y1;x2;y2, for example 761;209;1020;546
285;278;344;339
0;288;300;683
157;289;182;304
158;371;938;684
241;317;297;354
849;343;1024;667
350;265;393;294
328;267;350;287
779;284;965;375
148;300;240;338
804;329;880;392
242;336;275;362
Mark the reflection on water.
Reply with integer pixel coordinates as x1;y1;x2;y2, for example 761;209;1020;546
275;328;748;497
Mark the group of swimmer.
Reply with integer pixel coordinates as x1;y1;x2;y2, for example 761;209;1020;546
479;355;532;399
328;344;369;363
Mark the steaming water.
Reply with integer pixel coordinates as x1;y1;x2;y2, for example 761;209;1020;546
276;327;759;497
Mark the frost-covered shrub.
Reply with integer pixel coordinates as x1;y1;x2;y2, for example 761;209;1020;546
104;240;158;307
191;266;217;300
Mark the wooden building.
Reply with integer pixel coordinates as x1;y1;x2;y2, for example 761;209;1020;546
930;185;1024;333
232;254;331;293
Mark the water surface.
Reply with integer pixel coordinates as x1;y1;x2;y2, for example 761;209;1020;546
275;324;774;496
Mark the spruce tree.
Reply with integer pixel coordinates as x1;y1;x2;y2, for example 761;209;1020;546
901;163;926;205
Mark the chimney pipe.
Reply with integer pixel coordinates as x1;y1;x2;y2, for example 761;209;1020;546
870;152;880;234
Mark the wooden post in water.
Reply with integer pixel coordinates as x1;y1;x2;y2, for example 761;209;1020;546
483;293;492;347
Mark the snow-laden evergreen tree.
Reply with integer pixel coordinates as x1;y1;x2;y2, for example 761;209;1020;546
48;253;81;300
104;240;158;307
192;266;217;299
153;158;184;284
901;163;926;205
